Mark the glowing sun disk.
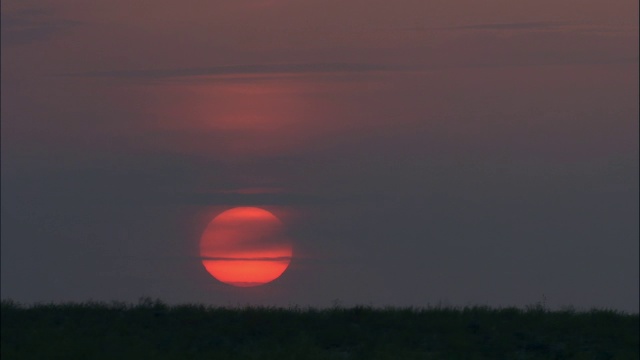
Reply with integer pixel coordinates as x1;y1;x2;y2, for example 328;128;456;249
199;207;293;287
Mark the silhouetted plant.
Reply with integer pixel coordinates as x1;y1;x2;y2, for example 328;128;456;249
1;300;637;360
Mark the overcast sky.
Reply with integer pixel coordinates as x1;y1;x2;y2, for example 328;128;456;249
2;0;638;312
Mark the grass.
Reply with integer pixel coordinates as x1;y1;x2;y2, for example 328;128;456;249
2;299;638;359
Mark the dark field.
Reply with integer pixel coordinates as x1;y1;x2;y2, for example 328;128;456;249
2;300;638;360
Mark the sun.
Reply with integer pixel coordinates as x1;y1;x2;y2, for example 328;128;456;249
199;207;293;287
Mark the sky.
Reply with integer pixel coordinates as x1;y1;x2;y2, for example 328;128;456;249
1;0;638;312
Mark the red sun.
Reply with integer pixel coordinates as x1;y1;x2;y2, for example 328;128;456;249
200;207;293;287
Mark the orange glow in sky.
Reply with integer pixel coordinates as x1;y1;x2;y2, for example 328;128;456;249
200;207;293;287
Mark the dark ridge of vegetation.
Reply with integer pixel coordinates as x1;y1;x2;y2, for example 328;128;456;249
2;299;638;360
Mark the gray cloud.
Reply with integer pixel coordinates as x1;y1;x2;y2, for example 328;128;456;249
1;8;80;47
453;21;565;31
66;63;400;79
397;21;569;33
173;191;375;207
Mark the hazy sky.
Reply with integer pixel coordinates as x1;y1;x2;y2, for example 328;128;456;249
2;0;638;311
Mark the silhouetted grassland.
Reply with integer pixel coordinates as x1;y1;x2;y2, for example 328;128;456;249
2;299;638;359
